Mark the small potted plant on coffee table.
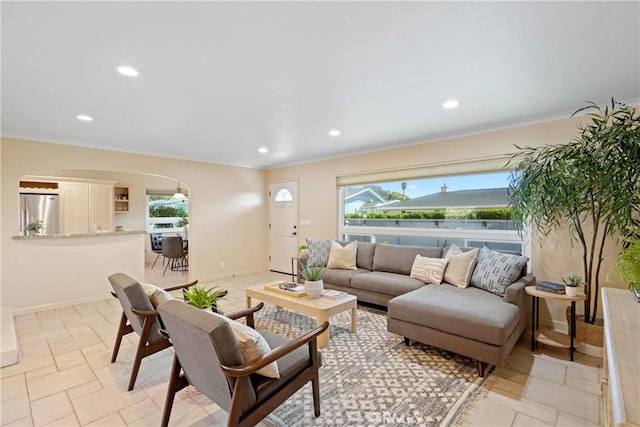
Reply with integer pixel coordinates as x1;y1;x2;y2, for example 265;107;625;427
301;265;326;299
561;272;582;297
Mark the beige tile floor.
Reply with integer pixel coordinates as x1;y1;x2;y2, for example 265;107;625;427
1;258;603;426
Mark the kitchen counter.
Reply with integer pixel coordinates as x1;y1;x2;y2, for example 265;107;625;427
12;230;147;240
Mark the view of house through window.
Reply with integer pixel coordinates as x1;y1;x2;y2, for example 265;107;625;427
147;194;189;232
339;171;525;252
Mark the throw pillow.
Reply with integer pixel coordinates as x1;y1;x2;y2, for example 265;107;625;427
410;255;449;285
141;283;173;308
443;245;479;288
306;238;333;267
228;319;280;379
327;241;358;270
470;247;528;296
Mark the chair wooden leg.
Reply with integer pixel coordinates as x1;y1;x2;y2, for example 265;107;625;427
127;317;155;391
311;375;321;417
111;312;128;363
161;354;188;427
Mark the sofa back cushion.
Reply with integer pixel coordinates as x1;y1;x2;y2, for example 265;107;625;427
373;244;443;275
356;242;376;270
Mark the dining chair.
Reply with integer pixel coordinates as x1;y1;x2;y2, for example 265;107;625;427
158;299;328;427
162;235;187;275
108;273;198;391
149;233;164;269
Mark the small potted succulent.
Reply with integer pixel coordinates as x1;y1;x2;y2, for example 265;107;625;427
561;272;582;297
300;265;326;299
182;286;228;314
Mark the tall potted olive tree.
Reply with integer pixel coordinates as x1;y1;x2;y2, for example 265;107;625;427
508;99;640;324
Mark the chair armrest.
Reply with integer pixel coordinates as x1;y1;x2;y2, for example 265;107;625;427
131;307;160;318
163;280;198;292
225;303;264;329
220;321;329;378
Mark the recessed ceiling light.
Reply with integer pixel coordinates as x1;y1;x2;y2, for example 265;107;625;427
76;114;94;121
116;65;140;77
329;129;341;137
442;99;460;109
258;147;269;154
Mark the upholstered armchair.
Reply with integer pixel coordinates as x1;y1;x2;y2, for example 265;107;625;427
157;299;328;427
108;273;198;391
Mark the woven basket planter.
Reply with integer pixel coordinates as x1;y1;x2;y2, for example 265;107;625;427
565;306;604;347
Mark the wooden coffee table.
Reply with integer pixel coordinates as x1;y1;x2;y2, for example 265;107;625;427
245;281;357;348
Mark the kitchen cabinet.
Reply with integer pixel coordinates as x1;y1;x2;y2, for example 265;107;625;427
59;181;114;234
114;186;129;213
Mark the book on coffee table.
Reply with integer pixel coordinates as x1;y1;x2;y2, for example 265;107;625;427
323;290;348;299
264;282;306;298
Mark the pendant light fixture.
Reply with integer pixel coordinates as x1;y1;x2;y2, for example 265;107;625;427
171;182;186;201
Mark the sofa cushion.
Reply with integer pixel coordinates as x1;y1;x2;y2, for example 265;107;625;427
327;241;358;270
410;255;449;285
351;271;425;297
388;285;520;346
306;238;333;267
443;244;479;288
373;244;443;275
322;268;370;287
356;242;376;271
470;247;528;296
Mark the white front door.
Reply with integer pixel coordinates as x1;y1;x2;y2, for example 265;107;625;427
269;181;298;275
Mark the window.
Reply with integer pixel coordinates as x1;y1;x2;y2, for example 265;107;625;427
338;171;526;253
147;194;189;231
275;188;293;202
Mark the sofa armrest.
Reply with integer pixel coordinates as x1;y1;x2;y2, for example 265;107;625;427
504;274;535;306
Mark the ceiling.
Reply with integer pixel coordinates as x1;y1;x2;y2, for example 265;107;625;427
2;2;639;169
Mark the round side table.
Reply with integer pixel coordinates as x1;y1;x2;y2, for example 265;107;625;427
525;285;586;361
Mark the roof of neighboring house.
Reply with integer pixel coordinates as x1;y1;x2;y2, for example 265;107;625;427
385;187;511;210
344;188;387;204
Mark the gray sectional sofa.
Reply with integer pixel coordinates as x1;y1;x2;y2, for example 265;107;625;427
297;242;534;376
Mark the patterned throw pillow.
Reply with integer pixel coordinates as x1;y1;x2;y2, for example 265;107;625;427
443;244;478;288
470;247;528;296
410;255;449;285
306;238;333;267
327;241;358;270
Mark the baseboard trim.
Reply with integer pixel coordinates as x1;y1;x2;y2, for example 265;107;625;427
11;294;109;316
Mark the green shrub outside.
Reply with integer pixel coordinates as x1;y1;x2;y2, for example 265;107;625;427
149;205;188;218
344;208;512;221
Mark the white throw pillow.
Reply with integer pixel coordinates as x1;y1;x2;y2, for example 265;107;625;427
228;319;280;379
141;283;173;308
326;241;358;270
443;244;479;288
410;255;449;285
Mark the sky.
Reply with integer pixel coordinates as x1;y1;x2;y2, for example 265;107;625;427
376;171;512;199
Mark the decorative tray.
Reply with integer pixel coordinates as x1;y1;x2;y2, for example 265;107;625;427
264;282;306;298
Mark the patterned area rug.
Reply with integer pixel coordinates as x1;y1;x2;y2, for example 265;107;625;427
255;304;491;426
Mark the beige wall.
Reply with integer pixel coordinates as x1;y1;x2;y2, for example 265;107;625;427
1;137;268;309
266;116;628;327
2;115;629;323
